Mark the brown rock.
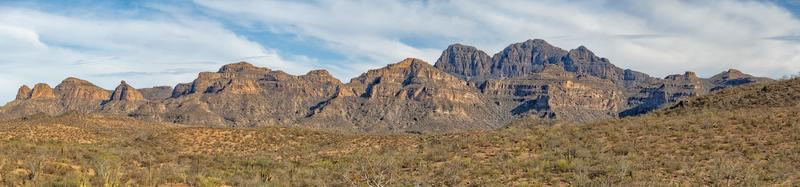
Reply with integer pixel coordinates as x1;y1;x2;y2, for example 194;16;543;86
138;86;173;101
55;77;110;100
479;65;623;122
101;81;147;114
110;81;145;101
304;58;506;133
15;85;31;100
139;61;342;127
30;83;56;99
55;77;111;112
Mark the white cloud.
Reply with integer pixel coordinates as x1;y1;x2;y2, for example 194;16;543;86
0;7;317;103
2;1;800;103
195;0;800;79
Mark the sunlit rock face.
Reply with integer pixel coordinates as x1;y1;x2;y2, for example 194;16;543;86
435;39;770;120
304;58;507;133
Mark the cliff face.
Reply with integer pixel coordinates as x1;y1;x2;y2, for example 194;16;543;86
433;44;493;80
434;39;770;120
131;62;343;127
102;81;147;114
478;65;624;122
619;70;771;116
137;86;172;101
304;58;505;133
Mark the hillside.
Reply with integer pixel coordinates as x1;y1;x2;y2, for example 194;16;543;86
0;78;797;186
661;77;800;114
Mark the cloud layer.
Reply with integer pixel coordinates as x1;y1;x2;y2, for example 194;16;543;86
195;0;800;78
1;1;799;103
0;5;317;102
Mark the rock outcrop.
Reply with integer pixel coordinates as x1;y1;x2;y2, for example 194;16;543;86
55;77;111;112
131;61;343;127
15;85;31;100
709;69;772;91
620;70;771;116
433;44;493;80
434;39;770;120
30;83;57;99
102;81;147;113
109;81;145;101
138;86;172;101
479;65;624;122
304;58;505;133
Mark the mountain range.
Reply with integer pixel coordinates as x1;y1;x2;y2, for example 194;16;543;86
0;39;771;133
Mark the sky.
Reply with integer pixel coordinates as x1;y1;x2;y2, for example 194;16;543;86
1;0;800;103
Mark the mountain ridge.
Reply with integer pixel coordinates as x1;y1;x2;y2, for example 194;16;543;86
0;39;772;133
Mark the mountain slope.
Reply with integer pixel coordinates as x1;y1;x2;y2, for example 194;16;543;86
661;77;800;114
304;58;508;133
1;78;798;186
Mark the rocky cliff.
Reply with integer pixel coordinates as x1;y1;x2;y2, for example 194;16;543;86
434;39;770;120
478;65;624;122
304;58;506;133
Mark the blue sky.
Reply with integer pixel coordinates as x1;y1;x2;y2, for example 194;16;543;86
1;0;800;103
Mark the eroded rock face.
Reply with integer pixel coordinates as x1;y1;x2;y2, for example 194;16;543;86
620;70;771;116
434;39;770;120
134;61;343;127
479;65;623;122
490;39;569;78
30;83;57;99
102;81;147;113
304;58;505;133
433;44;493;80
709;69;772;91
54;77;111;112
1;83;61;120
138;86;173;101
110;81;144;101
15;85;31;100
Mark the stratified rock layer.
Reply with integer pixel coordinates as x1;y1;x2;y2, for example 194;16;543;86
304;58;505;133
434;39;770;120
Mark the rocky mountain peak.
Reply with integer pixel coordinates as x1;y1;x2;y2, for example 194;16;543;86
110;80;145;101
716;69;746;80
59;77;92;85
218;61;270;74
305;69;332;77
346;58;474;101
665;71;699;81
30;83;56;99
490;39;570;78
708;69;771;91
393;58;428;68
15;85;31;100
301;70;341;84
434;43;492;80
567;46;597;60
525;39;555;47
684;71;697;78
54;77;110;101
